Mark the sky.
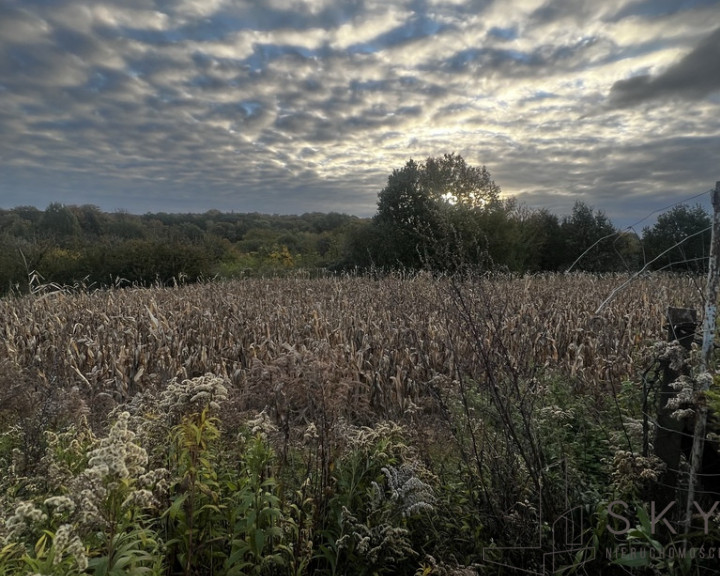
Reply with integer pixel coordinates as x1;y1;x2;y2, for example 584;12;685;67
1;0;719;228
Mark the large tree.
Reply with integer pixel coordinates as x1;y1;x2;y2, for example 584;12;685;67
560;202;619;272
513;207;565;271
642;204;711;272
373;153;501;270
40;202;81;241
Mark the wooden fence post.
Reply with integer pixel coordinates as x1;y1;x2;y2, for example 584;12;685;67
654;308;696;508
684;181;720;533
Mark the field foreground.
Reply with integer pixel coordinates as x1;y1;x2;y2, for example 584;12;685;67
0;273;715;575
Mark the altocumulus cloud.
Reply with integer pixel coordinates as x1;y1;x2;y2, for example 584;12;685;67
609;26;720;107
0;0;719;225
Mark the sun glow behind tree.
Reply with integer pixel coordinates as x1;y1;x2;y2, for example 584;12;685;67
371;153;503;270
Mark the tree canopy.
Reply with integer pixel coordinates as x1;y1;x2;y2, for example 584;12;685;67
560;202;623;272
376;154;500;227
372;154;502;270
642;204;711;272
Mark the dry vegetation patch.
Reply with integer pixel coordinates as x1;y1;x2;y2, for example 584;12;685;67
0;273;699;428
0;273;713;575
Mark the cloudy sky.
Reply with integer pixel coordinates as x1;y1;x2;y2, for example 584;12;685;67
1;0;719;227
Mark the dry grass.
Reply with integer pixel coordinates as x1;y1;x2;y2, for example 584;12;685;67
0;273;702;428
0;272;710;575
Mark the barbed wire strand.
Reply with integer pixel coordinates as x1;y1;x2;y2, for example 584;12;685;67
626;189;712;231
565;188;714;274
595;226;712;313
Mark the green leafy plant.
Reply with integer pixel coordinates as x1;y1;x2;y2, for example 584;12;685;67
20;525;88;576
610;504;701;576
165;406;226;575
0;541;24;575
225;428;293;576
314;423;436;576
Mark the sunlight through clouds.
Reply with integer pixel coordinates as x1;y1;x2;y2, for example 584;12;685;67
0;0;718;223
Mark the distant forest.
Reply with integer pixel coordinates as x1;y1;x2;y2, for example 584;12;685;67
0;206;359;294
0;195;710;296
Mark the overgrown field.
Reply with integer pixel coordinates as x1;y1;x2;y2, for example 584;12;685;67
1;273;716;575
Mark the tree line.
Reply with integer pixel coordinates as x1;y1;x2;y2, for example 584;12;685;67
347;154;711;275
0;155;711;295
0;207;359;294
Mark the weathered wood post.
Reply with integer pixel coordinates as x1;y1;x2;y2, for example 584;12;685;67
684;181;720;533
654;307;696;508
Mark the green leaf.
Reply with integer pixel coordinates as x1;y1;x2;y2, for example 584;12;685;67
167;493;189;520
254;528;266;553
636;504;651;534
198;503;222;514
226;542;252;570
89;555;110;575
